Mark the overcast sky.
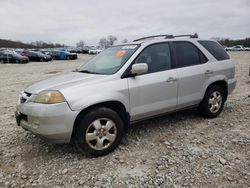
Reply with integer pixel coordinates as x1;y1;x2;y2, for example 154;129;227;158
0;0;249;46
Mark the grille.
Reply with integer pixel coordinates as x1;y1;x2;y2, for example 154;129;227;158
20;92;32;103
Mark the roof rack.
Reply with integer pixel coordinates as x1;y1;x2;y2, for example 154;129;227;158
133;34;174;42
133;33;198;42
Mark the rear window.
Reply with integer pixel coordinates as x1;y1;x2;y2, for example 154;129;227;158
198;40;230;61
173;42;207;68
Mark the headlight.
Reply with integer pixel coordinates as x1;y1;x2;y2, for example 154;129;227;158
32;90;65;104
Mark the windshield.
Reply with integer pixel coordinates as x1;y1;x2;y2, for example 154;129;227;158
78;45;138;75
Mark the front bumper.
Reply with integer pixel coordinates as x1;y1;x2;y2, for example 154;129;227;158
227;78;237;94
16;101;79;143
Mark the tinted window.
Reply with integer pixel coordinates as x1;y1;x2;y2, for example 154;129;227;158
199;51;208;64
198;40;230;61
134;43;172;73
173;42;203;68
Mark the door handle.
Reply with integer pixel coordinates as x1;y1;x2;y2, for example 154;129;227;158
205;70;213;75
166;77;177;82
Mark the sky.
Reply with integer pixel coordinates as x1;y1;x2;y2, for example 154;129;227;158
0;0;249;46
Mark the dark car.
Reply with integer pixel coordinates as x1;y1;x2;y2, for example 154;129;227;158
82;46;90;54
48;50;77;60
0;51;29;64
21;51;52;62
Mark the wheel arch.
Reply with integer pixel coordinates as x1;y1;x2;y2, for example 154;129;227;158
71;100;130;141
204;80;228;101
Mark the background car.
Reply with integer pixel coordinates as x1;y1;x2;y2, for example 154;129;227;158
88;47;102;54
48;50;77;60
226;45;245;51
21;51;52;62
244;47;250;51
82;46;90;54
0;51;29;64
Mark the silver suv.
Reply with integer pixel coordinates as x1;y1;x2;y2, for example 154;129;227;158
15;34;236;156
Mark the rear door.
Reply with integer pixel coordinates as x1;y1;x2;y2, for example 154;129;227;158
127;42;178;121
172;41;208;109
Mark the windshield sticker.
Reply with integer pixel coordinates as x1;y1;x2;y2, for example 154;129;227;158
115;50;126;58
122;45;137;50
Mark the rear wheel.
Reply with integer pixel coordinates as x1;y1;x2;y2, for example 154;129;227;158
73;107;124;157
199;85;226;118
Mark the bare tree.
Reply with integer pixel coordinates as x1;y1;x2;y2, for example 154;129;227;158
122;39;128;43
99;35;118;49
99;38;108;49
107;35;117;46
76;40;86;48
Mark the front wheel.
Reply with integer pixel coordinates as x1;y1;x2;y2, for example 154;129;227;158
198;85;226;118
73;107;124;157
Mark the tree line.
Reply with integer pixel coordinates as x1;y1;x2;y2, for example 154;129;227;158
0;39;65;48
2;36;249;49
76;35;128;49
215;37;250;47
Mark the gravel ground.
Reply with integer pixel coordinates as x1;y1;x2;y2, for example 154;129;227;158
0;52;249;188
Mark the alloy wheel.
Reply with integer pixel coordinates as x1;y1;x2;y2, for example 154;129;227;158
208;91;222;113
85;118;117;150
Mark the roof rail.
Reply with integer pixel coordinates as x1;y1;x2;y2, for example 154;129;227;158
173;33;199;38
133;34;174;42
133;33;198;42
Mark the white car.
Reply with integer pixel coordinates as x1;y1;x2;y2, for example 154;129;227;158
88;47;103;54
227;45;245;51
244;47;250;51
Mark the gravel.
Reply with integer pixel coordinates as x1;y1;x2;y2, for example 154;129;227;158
0;52;249;187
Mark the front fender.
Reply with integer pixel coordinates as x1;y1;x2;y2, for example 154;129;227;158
68;92;130;113
60;78;130;113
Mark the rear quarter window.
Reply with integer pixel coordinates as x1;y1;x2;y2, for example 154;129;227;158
198;40;230;61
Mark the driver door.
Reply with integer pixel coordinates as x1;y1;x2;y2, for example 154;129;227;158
127;43;178;121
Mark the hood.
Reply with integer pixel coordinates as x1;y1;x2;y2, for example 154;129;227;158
25;72;107;94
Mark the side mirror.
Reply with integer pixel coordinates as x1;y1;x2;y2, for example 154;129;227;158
131;63;148;75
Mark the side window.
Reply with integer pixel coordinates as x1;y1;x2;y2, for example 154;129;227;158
173;42;205;68
198;40;230;61
134;43;172;73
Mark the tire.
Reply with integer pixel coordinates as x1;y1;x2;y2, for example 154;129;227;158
40;58;44;62
198;85;226;118
73;107;124;157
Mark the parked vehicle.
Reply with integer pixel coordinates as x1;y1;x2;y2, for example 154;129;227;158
15;34;236;156
48;50;77;60
88;47;103;55
0;51;29;64
245;47;250;51
82;46;90;54
21;51;52;62
226;45;245;51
